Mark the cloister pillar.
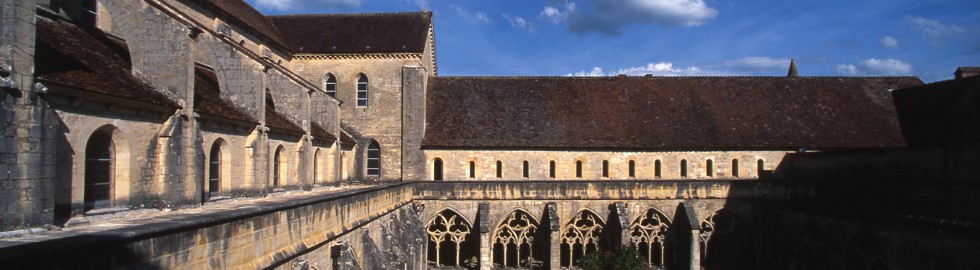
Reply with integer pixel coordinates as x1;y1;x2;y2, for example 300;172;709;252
546;202;561;270
671;202;702;270
613;202;631;247
478;203;491;270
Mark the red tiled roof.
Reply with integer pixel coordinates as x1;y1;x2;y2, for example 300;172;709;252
193;63;258;124
194;0;289;51
268;12;431;54
423;76;923;150
34;16;179;108
892;76;980;148
265;107;304;133
339;128;356;146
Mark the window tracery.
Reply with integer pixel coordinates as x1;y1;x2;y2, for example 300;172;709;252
492;210;541;268
560;210;605;268
630;208;670;267
427;209;472;267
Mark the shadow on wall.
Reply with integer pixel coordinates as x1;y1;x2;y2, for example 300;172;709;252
0;234;162;269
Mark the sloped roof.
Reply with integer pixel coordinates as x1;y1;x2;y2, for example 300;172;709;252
34;16;179;108
424;76;923;150
194;0;289;51
891;76;980;148
339;128;356;146
310;122;337;141
268;12;432;54
265;108;304;133
193;63;258;124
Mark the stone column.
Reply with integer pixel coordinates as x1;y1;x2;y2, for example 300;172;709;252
613;202;631;247
546;202;561;270
478;203;491;270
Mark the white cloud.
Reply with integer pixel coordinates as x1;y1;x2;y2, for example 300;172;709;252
905;16;968;47
836;58;913;75
475;13;490;23
880;36;899;49
503;14;534;31
255;0;359;11
450;5;491;24
567;62;704;76
724;56;791;71
547;0;718;36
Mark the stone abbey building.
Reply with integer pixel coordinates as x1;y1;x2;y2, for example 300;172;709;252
1;0;978;269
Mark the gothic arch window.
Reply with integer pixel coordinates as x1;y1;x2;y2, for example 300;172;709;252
496;160;503;178
601;160;609;178
492;210;541;268
273;145;285;187
356;74;368;107
549;161;556;179
427;209;474;267
575;160;583;178
522;161;529;178
324;73;337;97
731;159;739;177
85;130;114;211
313;148;323;185
706;159;714;177
700;209;737;268
655;160;662;178
366;140;380;176
433;158;444;181
630;208;671;267
560;210;606;268
206;140;223;200
628;160;636;178
680;159;688;178
469;161;476;179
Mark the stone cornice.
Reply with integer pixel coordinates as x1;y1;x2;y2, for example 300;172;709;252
292;53;423;60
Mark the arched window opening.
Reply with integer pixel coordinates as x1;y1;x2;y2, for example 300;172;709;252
706;159;714;177
757;159;765;174
731;159;739;177
469;161;476;179
549;161;556;179
680;159;688;178
630;208;671;267
427;209;474;267
85;130;114;211
496;160;503;178
313;149;322;185
522;161;529;178
700;209;738;269
628;160;636;178
356;74;368;107
493;210;542;268
273;145;284;187
575;161;583;178
655;160;662;178
433;158;444;181
560;210;606;268
324;73;337;97
366;140;380;176
601;160;609;178
207;142;221;199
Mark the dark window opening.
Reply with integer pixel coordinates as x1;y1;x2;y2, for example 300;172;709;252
602;160;609;178
325;74;336;97
655;160;662;178
273;146;283;187
84;130;113;211
706;159;714;177
680;159;688;178
575;161;583;178
356;74;368;107
757;159;765;174
522;161;529;178
549;161;556;178
496;161;503;178
732;159;739;177
433;158;443;181
366;140;380;176
81;0;97;27
628;160;636;178
207;142;221;199
469;161;476;179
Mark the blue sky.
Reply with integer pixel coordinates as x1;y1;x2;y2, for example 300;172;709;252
251;0;980;82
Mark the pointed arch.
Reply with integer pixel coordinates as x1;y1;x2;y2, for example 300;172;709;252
560;209;607;268
427;208;474;267
630;208;671;267
492;209;542;268
324;73;337;97
366;140;380;176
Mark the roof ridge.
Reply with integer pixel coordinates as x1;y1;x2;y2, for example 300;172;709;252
267;11;430;18
433;75;922;79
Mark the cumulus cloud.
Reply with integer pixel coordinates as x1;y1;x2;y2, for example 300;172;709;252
544;0;718;36
503;14;534;31
255;0;359;11
880;36;899;49
724;56;791;71
567;62;704;76
905;16;968;47
836;58;913;75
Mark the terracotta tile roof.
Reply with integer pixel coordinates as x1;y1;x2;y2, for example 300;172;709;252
423;76;923;150
34;16;179;108
268;12;432;54
193;63;258;124
892;76;980;148
265;107;304;133
339;128;356;146
310;122;337;141
194;0;289;51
